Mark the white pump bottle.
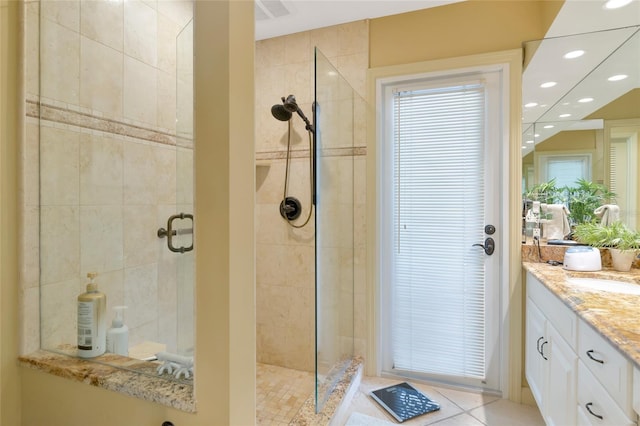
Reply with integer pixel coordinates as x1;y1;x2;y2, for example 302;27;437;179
106;306;129;356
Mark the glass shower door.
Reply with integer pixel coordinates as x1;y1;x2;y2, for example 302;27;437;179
36;0;194;374
175;19;195;357
314;47;358;412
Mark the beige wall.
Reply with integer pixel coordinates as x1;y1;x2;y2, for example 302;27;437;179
370;0;560;68
588;88;640;121
17;2;256;425
535;129;597;152
1;0;22;424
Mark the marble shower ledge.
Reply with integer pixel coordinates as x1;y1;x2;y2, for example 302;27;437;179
291;357;363;425
19;349;195;412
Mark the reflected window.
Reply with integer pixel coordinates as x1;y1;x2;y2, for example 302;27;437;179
537;153;591;187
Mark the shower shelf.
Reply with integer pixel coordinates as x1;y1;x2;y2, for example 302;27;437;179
256;160;271;167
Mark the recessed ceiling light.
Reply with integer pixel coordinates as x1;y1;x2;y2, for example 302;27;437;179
524;102;538;108
564;50;585;59
559;114;572;118
608;74;628;81
604;0;633;9
534;134;540;138
562;102;570;106
526;140;534;144
578;97;594;103
540;82;557;88
543;125;554;129
522;146;527;149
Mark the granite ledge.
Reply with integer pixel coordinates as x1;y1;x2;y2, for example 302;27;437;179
290;357;363;425
19;350;195;413
523;261;640;369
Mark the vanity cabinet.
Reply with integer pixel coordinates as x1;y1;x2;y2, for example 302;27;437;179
526;273;578;426
578;319;633;418
526;272;637;426
577;362;633;425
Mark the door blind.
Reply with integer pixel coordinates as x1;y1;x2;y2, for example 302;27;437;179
391;83;486;379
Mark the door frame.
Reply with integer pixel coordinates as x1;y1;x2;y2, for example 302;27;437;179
366;49;523;400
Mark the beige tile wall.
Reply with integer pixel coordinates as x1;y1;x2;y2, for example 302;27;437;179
20;0;194;357
255;20;368;372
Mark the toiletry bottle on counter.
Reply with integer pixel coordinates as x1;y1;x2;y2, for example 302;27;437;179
106;306;129;356
77;272;107;358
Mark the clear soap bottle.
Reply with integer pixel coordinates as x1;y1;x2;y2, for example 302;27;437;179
77;272;107;358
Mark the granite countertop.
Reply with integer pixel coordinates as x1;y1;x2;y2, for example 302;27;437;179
523;261;640;369
19;347;195;412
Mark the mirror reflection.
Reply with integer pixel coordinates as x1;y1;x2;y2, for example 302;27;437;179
522;25;640;230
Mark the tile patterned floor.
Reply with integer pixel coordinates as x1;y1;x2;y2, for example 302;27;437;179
336;376;545;426
256;364;545;426
256;363;315;425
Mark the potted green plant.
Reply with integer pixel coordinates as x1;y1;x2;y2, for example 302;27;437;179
524;178;564;205
564;179;616;225
573;221;640;271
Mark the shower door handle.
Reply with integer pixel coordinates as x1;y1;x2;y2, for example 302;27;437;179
158;213;193;253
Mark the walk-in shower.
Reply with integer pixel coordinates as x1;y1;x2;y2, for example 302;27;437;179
34;0;195;378
256;47;360;420
271;94;315;227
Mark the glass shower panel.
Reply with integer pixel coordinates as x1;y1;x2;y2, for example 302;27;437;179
36;0;194;379
175;19;195;357
314;47;357;412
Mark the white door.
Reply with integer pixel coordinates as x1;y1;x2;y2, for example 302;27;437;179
378;67;506;392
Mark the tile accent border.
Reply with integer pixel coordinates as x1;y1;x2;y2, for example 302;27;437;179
256;146;366;162
26;99;179;147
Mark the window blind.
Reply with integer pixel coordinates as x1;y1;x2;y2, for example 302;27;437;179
609;144;618;195
391;83;487;379
547;157;588;188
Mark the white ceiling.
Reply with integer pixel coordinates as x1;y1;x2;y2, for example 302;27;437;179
254;0;464;41
521;0;640;155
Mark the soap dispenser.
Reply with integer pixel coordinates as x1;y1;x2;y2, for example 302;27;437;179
106;306;129;356
77;272;107;358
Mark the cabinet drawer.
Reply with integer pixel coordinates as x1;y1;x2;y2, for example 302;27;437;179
527;272;577;348
578;319;632;417
577;361;635;426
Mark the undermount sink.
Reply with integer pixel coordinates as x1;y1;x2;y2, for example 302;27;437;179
566;277;640;295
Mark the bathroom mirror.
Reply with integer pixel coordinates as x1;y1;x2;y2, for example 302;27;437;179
522;25;640;229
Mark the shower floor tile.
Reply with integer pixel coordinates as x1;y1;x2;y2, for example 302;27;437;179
256;363;314;425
